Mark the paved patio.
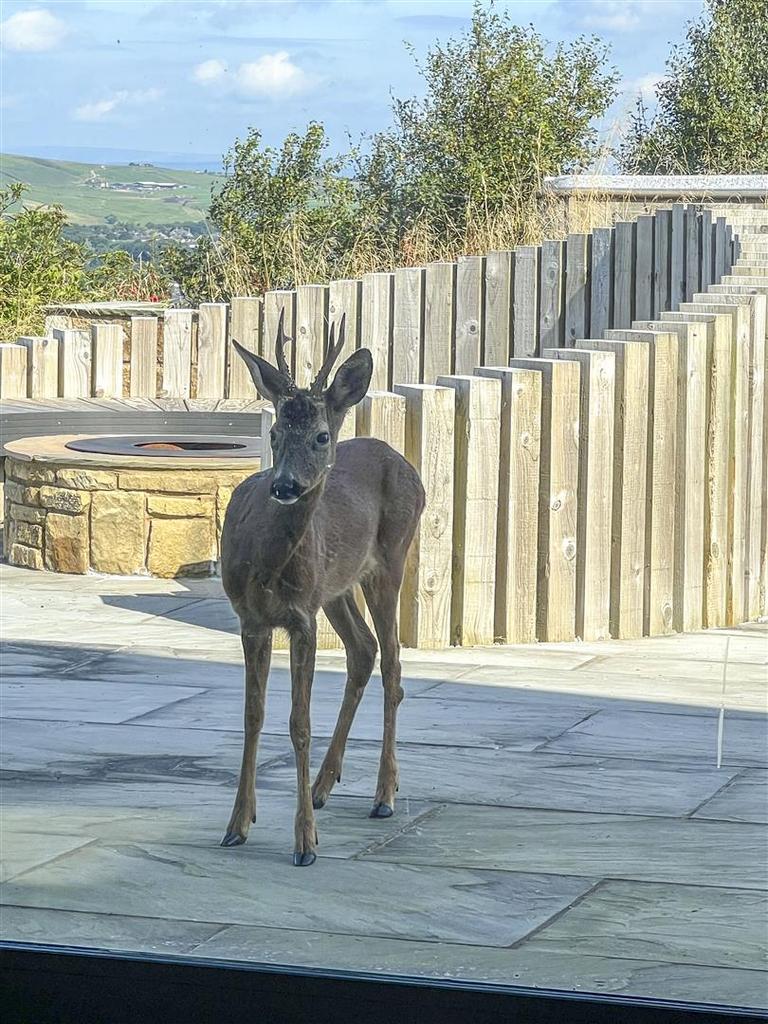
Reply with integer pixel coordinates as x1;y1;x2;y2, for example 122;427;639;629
0;562;766;1009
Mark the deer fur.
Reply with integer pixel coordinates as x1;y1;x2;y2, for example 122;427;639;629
220;315;425;865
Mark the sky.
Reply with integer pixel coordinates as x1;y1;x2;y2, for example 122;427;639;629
1;0;702;167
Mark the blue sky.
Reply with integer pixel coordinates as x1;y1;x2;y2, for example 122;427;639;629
1;0;701;166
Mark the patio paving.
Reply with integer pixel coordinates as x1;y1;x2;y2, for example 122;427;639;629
0;562;766;1009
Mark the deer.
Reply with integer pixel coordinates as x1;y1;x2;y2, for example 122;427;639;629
220;313;425;865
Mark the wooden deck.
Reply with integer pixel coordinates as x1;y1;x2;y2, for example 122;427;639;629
0;562;766;1009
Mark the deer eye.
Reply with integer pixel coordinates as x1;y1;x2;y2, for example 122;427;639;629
316;431;330;446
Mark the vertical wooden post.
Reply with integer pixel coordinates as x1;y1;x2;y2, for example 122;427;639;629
394;384;455;648
613;221;635;329
0;344;28;398
392;267;425;386
565;234;590;347
161;310;193;398
454;256;484;374
670;204;686;309
55;328;92;398
547;348;615;641
687;297;756;621
18;335;59;398
91;323;123;398
512;246;539;357
653;209;671;318
424;262;457;381
607;329;678;636
700;210;714;291
635;215;654;321
197;302;228;399
484;250;513;365
510;357;579;642
539;239;565;351
714;217;727;281
263;290;297;377
293;285;329;390
129;317;157;397
589;226;613;338
475;366;541;643
684;207;701;301
356;390;406;455
634;317;707;632
228;297;261;399
361;272;394;391
328;278;362;359
437;375;500;646
665;309;733;627
581;339;649;639
746;294;766;619
724;224;734;273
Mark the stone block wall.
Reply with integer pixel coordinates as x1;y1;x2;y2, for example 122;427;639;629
3;457;257;577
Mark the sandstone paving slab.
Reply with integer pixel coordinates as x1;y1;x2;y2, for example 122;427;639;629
0;640;114;678
1;779;436;859
69;653;441;695
0;832;95;883
258;742;738;818
360;805;768;889
501;633;767;665
131;688;594;751
0;718;290;783
0;841;595;947
0;906;224;957
189;926;768;1008
575;654;767;685
693;771;768;824
417;674;767;717
0;680;206;724
543;710;768;766
524;879;768;971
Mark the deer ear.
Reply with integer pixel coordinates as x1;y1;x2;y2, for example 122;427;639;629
232;340;288;405
326;349;373;412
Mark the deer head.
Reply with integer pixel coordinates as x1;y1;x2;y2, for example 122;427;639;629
232;312;373;504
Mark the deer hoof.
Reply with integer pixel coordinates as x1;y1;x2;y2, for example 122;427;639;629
220;831;247;847
312;793;327;810
369;803;394;819
293;851;317;866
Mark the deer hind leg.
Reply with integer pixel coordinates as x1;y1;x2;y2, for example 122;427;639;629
289;618;318;866
312;591;377;810
221;624;272;847
362;570;404;819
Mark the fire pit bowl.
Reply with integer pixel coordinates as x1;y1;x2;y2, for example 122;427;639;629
3;433;262;578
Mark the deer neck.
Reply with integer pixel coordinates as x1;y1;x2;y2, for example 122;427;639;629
262;474;326;581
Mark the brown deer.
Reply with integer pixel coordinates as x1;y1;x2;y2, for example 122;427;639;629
220;314;425;865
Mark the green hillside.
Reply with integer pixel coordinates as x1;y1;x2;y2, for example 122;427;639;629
1;153;222;226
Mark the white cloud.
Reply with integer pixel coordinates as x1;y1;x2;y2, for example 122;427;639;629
193;58;227;84
621;73;666;104
579;1;653;32
193;52;314;99
0;8;67;51
73;88;163;122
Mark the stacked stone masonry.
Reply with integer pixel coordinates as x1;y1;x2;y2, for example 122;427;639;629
4;457;257;578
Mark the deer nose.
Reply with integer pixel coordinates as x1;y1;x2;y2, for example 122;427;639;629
270;475;304;503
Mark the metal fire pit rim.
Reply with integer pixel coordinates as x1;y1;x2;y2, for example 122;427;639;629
64;434;262;459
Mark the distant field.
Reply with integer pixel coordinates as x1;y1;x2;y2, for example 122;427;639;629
1;153;222;226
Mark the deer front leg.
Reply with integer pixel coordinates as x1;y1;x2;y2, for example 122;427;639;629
289;619;318;866
221;625;272;847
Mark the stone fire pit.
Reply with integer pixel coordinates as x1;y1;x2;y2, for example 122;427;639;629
3;434;262;577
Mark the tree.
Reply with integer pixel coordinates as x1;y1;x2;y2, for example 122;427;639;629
620;0;768;173
0;184;88;336
356;2;618;243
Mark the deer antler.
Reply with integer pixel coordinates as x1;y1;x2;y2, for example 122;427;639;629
309;314;346;394
275;308;295;389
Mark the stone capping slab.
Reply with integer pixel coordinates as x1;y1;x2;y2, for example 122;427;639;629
3;434;262;473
